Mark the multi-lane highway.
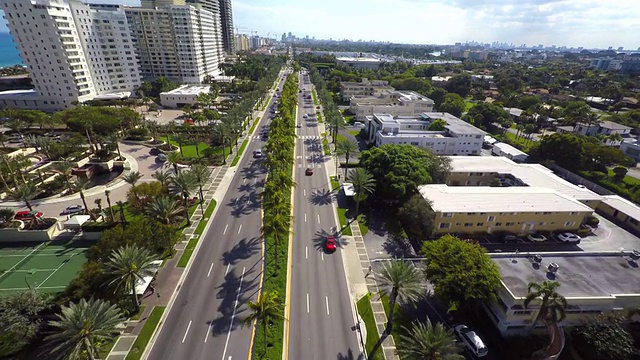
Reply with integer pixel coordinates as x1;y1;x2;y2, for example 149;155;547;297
145;70;289;360
286;71;363;359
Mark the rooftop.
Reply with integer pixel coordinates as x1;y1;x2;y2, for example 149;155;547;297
598;120;633;130
336;57;383;63
419;184;593;213
161;85;213;96
504;107;524;117
494;142;528;156
600;195;640;221
448;156;602;202
0;89;37;98
370;112;485;136
493;252;640;298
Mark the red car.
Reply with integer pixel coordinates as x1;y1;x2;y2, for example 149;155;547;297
14;210;43;221
325;236;337;252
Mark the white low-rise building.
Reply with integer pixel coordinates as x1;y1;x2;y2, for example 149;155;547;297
340;78;393;101
621;138;640;161
491;142;529;163
160;85;213;108
350;90;434;121
364;112;485;156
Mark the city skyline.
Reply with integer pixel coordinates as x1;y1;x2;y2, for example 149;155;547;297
2;0;639;49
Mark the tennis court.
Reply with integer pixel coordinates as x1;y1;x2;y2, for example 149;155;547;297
0;239;90;294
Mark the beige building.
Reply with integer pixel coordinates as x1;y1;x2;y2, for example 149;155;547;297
340;78;393;101
487;251;640;336
420;185;593;235
234;34;250;52
350;90;435;121
597;195;640;236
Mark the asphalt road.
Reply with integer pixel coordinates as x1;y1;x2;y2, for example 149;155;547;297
145;70;289;360
286;71;363;359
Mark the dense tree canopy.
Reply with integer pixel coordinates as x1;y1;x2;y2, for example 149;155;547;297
359;144;450;202
439;93;466;117
398;194;435;241
55;107;139;135
465;102;510;130
445;73;472;97
421;235;502;309
573;314;635;360
0;290;50;357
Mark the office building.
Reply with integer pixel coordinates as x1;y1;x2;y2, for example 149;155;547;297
126;4;223;83
487;252;640;336
340;78;393;101
364;113;485;156
218;0;234;54
0;0;141;111
350;90;434;121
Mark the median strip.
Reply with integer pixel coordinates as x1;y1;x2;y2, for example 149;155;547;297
231;139;249;166
125;306;166;360
177;200;217;268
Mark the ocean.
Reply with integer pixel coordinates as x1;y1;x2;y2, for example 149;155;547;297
0;32;23;68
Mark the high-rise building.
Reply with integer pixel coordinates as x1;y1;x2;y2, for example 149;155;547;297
218;0;234;54
0;0;141;111
234;34;250;52
126;4;223;83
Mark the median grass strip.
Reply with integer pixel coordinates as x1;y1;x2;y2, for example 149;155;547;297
125;306;166;360
311;88;318;106
249;116;261;135
231;139;249;166
357;294;385;360
177;200;217;268
322;138;331;156
316;112;323;123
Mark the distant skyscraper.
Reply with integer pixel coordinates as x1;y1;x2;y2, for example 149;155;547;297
0;0;141;111
218;0;234;54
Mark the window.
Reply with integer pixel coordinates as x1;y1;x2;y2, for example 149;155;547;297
442;213;453;218
439;223;450;229
464;223;473;227
564;221;576;227
495;222;503;226
505;222;514;226
487;216;495;222
476;223;484;227
538;222;545;226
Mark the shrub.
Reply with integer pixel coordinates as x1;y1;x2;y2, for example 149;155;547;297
585;215;600;227
612;165;628;180
127;128;149;140
590;171;606;181
0;208;15;224
576;228;590;236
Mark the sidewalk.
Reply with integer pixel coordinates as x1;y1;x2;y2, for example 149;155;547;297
321;107;399;359
105;78;277;360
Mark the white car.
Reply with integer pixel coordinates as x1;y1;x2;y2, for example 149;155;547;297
303;114;308;119
527;233;548;242
60;205;85;216
253;149;263;158
557;232;581;243
454;324;488;358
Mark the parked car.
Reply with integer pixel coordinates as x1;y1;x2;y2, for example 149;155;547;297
557;232;581;243
454;324;488;358
60;205;85;216
14;211;43;221
156;153;168;163
305;168;313;176
527;233;548;242
303;114;308;119
503;235;524;243
149;148;163;155
325;236;337;252
297;123;302;128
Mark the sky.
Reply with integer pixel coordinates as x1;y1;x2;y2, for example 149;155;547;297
1;0;639;49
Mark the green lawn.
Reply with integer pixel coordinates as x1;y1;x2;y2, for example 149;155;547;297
502;131;533;153
322;138;331;156
177;200;217;268
330;176;340;191
464;101;474;112
317;112;324;123
98;337;118;359
337;208;352;236
249;116;261;135
231;139;249;166
129;305;146;321
336;133;347;143
168;136;212;159
125;306;165;360
357;294;385;360
348;129;361;136
311;89;318;106
607;169;640;186
357;214;369;236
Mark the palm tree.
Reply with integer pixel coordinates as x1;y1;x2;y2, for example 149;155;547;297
123;171;143;188
152;169;171;188
584;112;599;134
106;244;157;312
105;190;115;222
166;152;182;174
375;260;425;333
173;132;188;157
336;138;359;179
261;211;291;274
189;164;210;213
146;195;185;225
243;291;285;355
107;133;123;160
0;133;8;147
44;298;124;360
51;160;74;183
94;198;104;221
396;319;465;360
212;121;233;164
346;168;375;219
523;281;568;332
9;183;39;211
71;178;92;219
168;171;197;226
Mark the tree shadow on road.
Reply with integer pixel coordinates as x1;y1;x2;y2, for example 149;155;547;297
336;349;365;360
207;266;258;335
309;188;334;206
221;236;261;266
382;235;416;258
311;228;349;252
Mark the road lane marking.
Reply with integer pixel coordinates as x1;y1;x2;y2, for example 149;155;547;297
221;267;246;360
223;224;228;235
304;213;307;222
305;246;308;259
243;178;246;183
321;253;324;261
182;320;192;343
237;224;242;234
306;293;310;313
317;214;320;224
303;189;306;196
207;263;214;277
225;264;230;276
204;321;213;343
325;296;330;315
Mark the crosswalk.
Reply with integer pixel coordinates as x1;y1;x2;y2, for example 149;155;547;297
250;135;322;140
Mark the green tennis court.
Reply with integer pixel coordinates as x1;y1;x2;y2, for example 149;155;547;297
0;239;90;294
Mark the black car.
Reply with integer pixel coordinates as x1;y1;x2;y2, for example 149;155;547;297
149;148;163;155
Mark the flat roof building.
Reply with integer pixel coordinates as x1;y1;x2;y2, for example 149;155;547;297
351;90;435;121
364;113;485;156
487;251;640;336
340;78;394;101
420;184;593;235
160;85;213;108
491;142;529;163
336;57;384;69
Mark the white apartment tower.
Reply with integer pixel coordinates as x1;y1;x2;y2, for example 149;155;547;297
0;0;141;111
126;2;223;83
